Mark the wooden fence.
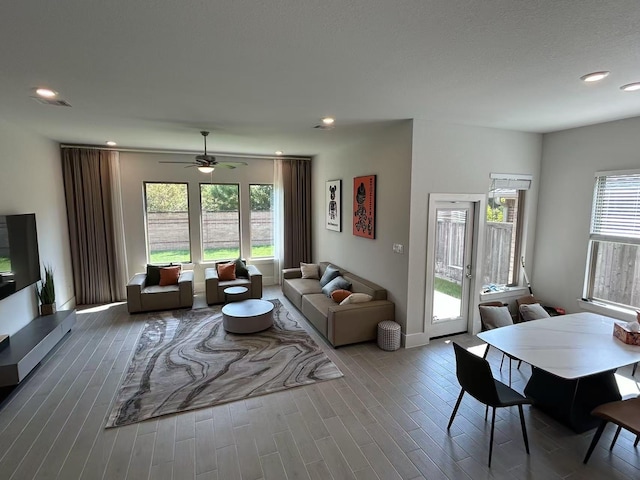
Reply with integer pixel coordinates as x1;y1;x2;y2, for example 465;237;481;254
592;242;640;307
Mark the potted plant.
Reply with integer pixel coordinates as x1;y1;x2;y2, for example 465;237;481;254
36;264;56;316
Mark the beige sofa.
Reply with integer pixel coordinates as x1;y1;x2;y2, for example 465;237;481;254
127;270;194;313
282;262;395;347
205;263;263;305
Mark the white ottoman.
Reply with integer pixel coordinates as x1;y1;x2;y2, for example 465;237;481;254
377;321;401;351
222;299;274;334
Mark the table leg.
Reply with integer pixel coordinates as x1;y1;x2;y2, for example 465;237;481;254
524;367;621;433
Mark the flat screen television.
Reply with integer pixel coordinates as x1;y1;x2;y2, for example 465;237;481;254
0;214;41;302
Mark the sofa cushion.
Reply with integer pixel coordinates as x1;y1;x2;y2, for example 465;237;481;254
519;303;550;321
331;289;351;303
301;294;334;336
322;276;351;297
217;262;236;281
159;266;181;286
343;272;387;300
285;278;323;297
300;262;320;279
142;284;180;294
234;258;249;278
319;265;340;287
146;263;171;286
340;293;372;305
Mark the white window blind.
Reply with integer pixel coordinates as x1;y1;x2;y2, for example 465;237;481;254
591;172;640;242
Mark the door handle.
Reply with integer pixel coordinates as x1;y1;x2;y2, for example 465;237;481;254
465;264;472;279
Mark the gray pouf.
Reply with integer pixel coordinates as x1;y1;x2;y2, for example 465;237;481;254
377;321;401;351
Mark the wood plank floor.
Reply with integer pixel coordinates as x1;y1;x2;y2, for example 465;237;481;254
0;286;638;480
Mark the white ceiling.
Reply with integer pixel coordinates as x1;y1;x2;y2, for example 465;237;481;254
1;0;640;156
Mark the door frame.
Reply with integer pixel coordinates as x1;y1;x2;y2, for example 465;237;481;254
424;193;487;338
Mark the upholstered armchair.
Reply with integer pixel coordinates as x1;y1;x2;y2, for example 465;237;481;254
205;261;263;305
126;270;194;313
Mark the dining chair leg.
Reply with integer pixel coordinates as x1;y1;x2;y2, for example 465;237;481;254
584;420;608;464
448;389;464;430
517;360;522;370
488;407;496;468
485;404;489;420
610;425;622;450
633;362;638;376
635;436;639;447
500;353;505;371
518;404;530;454
483;344;490;359
508;358;512;387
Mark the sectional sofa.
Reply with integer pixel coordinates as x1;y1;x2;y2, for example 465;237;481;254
282;262;395;347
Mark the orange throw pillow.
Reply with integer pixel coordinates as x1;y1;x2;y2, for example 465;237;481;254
159;266;181;286
331;289;351;303
217;262;236;281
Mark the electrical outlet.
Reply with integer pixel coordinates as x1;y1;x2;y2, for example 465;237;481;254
393;243;404;254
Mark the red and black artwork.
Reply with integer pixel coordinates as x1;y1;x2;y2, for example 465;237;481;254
352;175;376;239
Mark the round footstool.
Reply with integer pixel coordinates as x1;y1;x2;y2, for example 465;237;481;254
222;299;274;334
377;321;401;351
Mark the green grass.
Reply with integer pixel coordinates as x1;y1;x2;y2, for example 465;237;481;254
434;276;462;299
149;245;274;264
0;257;11;272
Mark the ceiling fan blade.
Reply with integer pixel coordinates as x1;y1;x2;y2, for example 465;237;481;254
216;161;249;168
159;161;194;165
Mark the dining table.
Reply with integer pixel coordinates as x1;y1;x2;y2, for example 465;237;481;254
477;312;640;432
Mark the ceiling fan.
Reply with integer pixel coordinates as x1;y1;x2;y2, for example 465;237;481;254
159;131;248;173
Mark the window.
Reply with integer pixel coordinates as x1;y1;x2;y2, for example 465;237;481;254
585;171;640;309
249;184;274;258
200;183;240;261
144;182;191;263
483;175;531;288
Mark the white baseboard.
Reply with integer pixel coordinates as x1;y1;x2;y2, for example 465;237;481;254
402;331;430;348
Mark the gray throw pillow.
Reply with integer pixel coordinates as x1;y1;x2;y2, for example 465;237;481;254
234;258;249;278
319;265;340;287
479;306;513;330
519;303;550;321
321;276;352;297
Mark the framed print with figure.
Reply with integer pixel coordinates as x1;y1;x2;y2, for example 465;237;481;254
326;180;341;231
353;175;376;239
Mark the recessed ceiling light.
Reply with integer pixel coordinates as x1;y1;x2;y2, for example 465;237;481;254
198;166;215;174
580;71;610;83
35;88;58;98
106;141;117;147
275;151;283;156
620;82;640;92
322;117;335;125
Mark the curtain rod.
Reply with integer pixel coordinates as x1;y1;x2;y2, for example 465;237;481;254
59;144;311;161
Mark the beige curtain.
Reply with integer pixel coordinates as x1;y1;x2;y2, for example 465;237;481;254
280;158;312;268
62;148;127;304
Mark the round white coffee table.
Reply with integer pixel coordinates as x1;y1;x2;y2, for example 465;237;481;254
224;286;249;303
222;299;274;334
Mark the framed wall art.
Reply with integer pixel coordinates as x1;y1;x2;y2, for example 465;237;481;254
325;179;341;231
353;175;376;239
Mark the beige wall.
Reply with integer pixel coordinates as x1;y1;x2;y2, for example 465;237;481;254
406;121;542;346
535;116;640;317
0;120;74;335
119;152;276;290
312;121;413;328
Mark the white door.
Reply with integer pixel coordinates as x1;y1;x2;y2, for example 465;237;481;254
428;200;475;338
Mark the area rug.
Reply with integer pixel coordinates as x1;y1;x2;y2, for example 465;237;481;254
106;299;343;428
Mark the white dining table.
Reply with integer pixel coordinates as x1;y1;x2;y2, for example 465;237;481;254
477;312;640;432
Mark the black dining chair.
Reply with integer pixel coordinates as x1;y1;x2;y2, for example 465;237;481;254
448;342;532;467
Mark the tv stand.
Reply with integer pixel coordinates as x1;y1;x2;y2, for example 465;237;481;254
0;310;76;386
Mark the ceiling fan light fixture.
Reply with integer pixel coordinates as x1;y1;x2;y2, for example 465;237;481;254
322;117;335;125
198;166;215;174
580;71;610;83
620;82;640;92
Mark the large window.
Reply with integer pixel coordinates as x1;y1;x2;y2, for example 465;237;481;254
585;171;640;308
482;176;530;288
200;183;240;261
250;184;274;258
144;182;191;263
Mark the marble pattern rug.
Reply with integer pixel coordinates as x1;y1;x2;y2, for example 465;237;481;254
106;299;343;428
